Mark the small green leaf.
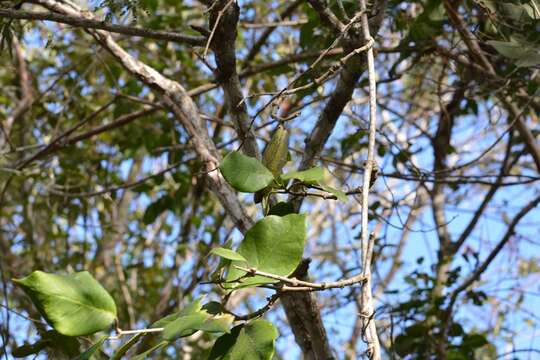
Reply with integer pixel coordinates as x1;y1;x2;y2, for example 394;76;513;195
320;185;347;202
142;195;173;225
197;314;235;334
73;336;107;360
202;301;223;315
13;271;117;336
461;334;489;349
226;214;306;288
162;313;209;340
262;125;290;177
110;333;144;360
280;167;324;183
220;152;275;193
131;341;168;360
210;247;247;262
267;201;295;216
208;320;278;360
158;298;234;341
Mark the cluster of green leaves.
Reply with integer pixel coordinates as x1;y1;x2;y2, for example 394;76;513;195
13;271;277;359
220;151;346;206
479;0;540;67
12;148;348;358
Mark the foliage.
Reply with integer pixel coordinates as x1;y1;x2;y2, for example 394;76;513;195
1;0;540;358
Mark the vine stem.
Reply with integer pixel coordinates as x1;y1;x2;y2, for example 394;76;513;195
358;0;382;358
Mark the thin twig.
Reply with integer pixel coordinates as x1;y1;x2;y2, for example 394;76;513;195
203;0;235;58
0;8;206;45
232;265;366;290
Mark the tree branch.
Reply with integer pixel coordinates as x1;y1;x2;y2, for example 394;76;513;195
446;192;540;321
442;0;540;173
207;0;260;158
307;0;345;33
30;2;338;358
0;7;207;46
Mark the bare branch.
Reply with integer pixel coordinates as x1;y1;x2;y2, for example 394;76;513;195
0;8;206;45
307;0;345;33
207;0;260;158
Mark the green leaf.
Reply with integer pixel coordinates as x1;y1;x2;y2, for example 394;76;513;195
110;333;144;360
262;125;289;177
43;330;81;358
461;334;489;349
158;298;234;341
226;214;306;288
280;167;324;183
208;320;278;360
196;314;235;334
210;247;248;262
319;185;347;202
13;271;117;336
220;151;275;193
162;313;210;340
131;341;168;360
487;40;540;67
267;201;295;216
73;336;107;360
142;195;173;225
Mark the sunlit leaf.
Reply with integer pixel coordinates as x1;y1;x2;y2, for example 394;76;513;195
208;320;278;360
280;167;324;183
210;247;248;262
226;214;306;287
220;151;274;193
13;271;117;336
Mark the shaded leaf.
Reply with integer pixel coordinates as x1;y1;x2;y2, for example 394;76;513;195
12;340;48;358
131;341;168;360
267;201;295;216
110;333;144;360
487;40;540;67
73;336;107;360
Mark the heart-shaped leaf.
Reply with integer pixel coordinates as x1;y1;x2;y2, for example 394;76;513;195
208;320;278;360
13;271;117;336
220;151;274;193
226;214;306;287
